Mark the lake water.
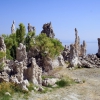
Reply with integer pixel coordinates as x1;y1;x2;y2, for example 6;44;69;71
62;42;98;54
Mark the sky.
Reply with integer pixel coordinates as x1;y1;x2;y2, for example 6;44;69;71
0;0;100;43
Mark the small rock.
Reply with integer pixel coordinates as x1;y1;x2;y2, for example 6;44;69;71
38;86;44;92
74;78;83;84
5;92;11;96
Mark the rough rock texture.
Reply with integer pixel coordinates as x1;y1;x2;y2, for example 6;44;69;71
41;22;55;38
97;38;100;57
74;28;86;57
80;54;100;68
16;43;27;62
69;44;81;67
58;54;65;66
0;37;6;68
24;58;42;86
62;45;70;61
62;28;87;68
0;37;6;52
27;23;35;32
19;79;30;91
12;61;27;82
43;57;53;72
42;78;59;86
11;20;16;34
0;72;9;82
8;44;42;90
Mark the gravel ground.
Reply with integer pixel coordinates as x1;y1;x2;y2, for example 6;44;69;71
13;68;100;100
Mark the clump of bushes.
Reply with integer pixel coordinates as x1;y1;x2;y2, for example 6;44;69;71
56;77;75;87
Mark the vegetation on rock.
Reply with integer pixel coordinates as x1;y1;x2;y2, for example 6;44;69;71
2;23;63;60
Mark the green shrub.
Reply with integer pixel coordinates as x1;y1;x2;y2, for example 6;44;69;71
27;82;34;91
0;51;6;59
56;79;68;87
0;82;30;100
56;77;75;87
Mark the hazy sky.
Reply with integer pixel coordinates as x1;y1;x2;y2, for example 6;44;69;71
0;0;100;43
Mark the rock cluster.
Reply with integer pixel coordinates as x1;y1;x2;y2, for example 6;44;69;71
16;43;27;62
74;28;86;57
0;40;42;91
41;22;55;38
28;47;65;72
80;54;100;68
62;28;86;67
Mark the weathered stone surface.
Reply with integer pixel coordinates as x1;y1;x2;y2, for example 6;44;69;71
43;57;53;72
24;58;42;86
42;78;59;86
0;37;6;69
19;80;30;91
97;38;100;57
0;37;6;52
80;54;100;68
62;45;70;61
41;22;55;38
58;54;65;66
13;61;26;82
69;44;81;67
10;75;19;83
64;28;87;68
74;28;86;57
16;43;27;62
0;72;9;82
27;23;35;32
11;20;16;34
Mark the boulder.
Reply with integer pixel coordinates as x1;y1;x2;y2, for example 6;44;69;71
42;78;59;86
41;22;55;38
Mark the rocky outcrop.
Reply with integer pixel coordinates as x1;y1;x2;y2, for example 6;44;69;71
62;45;70;61
16;43;27;62
42;78;59;86
43;57;53;72
63;28;87;68
74;28;86;57
0;37;6;69
41;22;55;38
12;61;27;82
0;43;43;91
0;72;9;82
97;38;100;57
80;41;86;57
27;23;35;32
58;54;65;66
69;44;81;67
80;54;100;68
11;20;16;34
24;57;42;86
0;37;6;52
